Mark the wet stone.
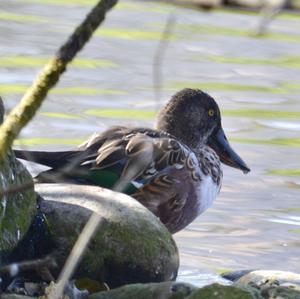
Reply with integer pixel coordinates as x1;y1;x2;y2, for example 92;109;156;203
89;281;196;299
234;270;300;299
0;97;36;254
35;184;179;288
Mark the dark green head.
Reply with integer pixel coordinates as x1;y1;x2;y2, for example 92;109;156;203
156;88;250;173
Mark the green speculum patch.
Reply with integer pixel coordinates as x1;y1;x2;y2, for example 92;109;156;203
85;109;155;120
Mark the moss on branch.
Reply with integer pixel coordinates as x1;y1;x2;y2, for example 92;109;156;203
0;0;118;161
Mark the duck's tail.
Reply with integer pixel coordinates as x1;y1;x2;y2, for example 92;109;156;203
13;149;81;169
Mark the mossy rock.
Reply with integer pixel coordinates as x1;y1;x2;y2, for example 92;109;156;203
89;281;195;299
36;184;179;288
235;270;300;299
0;295;36;299
0;96;36;253
89;282;261;299
236;270;300;286
187;283;261;299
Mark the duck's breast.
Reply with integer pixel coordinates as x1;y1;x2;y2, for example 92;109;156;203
195;174;221;215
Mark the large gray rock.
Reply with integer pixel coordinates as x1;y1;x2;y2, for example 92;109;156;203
36;184;179;288
0;97;36;253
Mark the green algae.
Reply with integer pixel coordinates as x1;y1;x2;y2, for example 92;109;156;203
0;84;126;96
0;56;117;69
54;87;127;96
116;2;170;13
205;55;300;69
96;28;178;41
217;7;300;21
85;109;155;120
223;109;300;120
268;169;300;176
281;82;300;91
40;112;81;119
152;22;300;43
280;207;300;213
289;229;300;233
216;268;233;275
0;12;46;23
169;81;285;94
20;0;98;5
0;84;28;95
231;138;300;147
14;138;83;146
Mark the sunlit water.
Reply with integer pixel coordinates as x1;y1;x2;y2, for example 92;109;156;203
1;0;299;286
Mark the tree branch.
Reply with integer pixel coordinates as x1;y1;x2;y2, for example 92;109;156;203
0;0;118;162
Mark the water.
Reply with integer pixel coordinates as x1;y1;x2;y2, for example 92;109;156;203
1;0;300;286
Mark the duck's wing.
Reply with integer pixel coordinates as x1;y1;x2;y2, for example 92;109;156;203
13;126;127;169
93;129;201;198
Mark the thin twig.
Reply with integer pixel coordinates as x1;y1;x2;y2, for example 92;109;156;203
0;181;34;197
0;256;56;278
153;14;176;112
49;213;103;299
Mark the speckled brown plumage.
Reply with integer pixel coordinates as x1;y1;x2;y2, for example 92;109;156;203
14;88;250;233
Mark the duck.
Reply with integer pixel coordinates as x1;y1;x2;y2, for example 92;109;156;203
14;88;250;234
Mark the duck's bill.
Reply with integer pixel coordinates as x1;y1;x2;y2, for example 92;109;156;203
208;127;250;174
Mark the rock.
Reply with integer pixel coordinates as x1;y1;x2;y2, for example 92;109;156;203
89;282;262;299
236;270;300;287
225;0;285;9
0;295;35;299
187;283;261;299
290;0;300;8
173;0;222;9
222;269;256;282
89;281;195;299
36;184;179;288
0;97;36;253
235;270;300;299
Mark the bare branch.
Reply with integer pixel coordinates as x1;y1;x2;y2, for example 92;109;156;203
153;14;176;112
0;256;56;280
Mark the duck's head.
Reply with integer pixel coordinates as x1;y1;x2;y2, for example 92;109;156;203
156;88;250;174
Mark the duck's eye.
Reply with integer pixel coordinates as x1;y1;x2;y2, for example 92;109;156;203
208;109;215;117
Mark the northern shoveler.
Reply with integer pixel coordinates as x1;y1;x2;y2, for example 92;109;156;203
14;88;250;233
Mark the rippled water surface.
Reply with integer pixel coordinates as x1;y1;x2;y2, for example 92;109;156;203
1;0;300;286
